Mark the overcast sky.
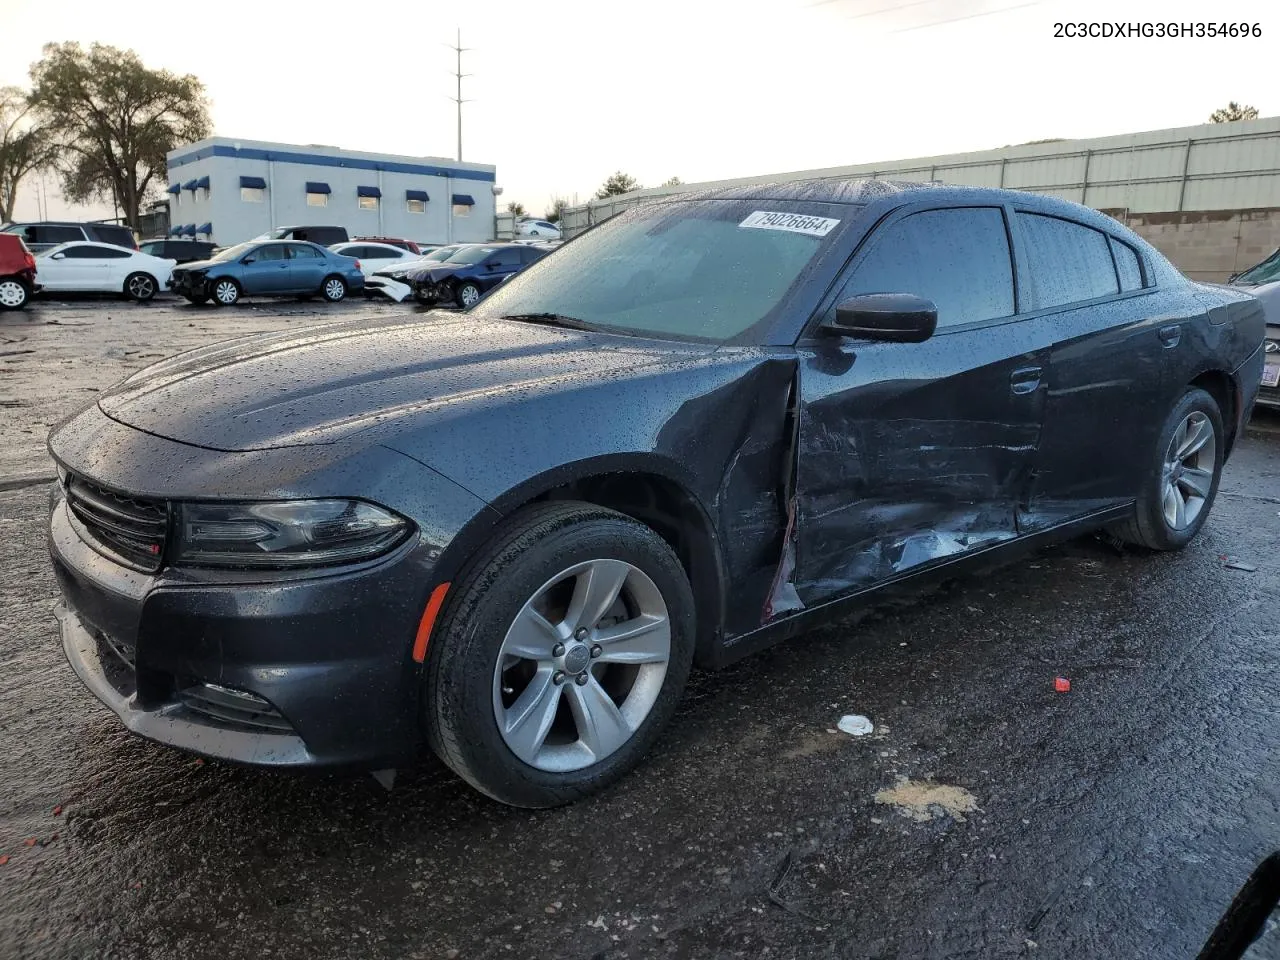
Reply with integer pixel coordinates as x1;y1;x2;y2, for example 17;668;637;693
2;0;1275;222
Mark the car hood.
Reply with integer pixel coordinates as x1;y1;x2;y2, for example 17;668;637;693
172;257;221;272
96;313;720;453
407;264;468;282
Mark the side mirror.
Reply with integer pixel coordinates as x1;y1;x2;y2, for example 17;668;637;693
485;261;500;269
823;293;938;343
242;256;256;264
51;252;66;260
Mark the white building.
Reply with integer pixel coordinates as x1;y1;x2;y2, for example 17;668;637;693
164;137;497;247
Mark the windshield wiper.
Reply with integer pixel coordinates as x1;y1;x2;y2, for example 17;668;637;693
500;312;597;331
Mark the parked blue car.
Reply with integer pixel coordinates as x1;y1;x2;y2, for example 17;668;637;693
170;240;365;306
405;243;548;307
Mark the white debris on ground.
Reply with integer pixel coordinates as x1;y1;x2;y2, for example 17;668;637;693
837;714;874;736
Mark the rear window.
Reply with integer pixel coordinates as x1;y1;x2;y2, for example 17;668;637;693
1017;213;1120;309
1110;237;1145;291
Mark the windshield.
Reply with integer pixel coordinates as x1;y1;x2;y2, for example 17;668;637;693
1234;248;1280;286
445;245;502;266
210;242;254;262
472;200;849;341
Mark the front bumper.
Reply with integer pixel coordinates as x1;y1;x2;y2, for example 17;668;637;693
366;276;412;302
49;489;430;769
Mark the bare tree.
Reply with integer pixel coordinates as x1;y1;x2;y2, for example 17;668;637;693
506;201;527;217
0;86;54;222
543;197;569;223
28;42;211;230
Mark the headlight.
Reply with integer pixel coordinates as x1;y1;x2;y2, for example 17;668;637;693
175;499;411;568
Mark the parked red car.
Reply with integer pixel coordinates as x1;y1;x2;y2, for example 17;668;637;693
0;233;38;310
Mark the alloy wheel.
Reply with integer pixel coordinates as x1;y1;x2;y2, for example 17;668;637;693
493;558;671;772
1162;410;1216;530
0;280;26;308
127;274;154;300
459;284;480;307
324;278;345;301
215;280;238;305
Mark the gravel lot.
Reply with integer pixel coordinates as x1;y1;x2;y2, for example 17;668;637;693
2;296;1278;960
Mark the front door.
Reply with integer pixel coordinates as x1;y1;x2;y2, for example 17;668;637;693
793;205;1047;607
241;244;292;294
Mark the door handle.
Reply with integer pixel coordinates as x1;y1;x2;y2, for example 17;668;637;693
1010;366;1043;395
1158;324;1181;348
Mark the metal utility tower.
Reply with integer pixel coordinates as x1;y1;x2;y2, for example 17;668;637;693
447;29;471;162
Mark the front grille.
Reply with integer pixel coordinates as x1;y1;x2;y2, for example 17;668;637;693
177;683;294;734
66;476;169;572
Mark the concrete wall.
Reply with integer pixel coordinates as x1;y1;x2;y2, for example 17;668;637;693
165;138;497;247
1115;207;1280;282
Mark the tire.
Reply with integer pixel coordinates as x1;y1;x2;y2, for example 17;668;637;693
455;281;481;308
1109;386;1224;550
211;278;241;306
425;502;696;808
320;275;347;302
124;272;157;302
0;277;29;310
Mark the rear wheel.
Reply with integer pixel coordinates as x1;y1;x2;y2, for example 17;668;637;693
455;281;481;308
0;277;29;310
124;272;157;302
321;275;347;302
211;278;240;306
1109;386;1223;550
425;502;696;808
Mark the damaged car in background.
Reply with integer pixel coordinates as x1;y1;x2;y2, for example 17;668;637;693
47;179;1264;808
405;241;547;307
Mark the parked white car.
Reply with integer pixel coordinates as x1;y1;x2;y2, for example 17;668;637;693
36;242;176;301
515;219;562;242
329;241;419;279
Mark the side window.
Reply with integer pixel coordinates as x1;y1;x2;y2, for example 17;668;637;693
290;244;322;259
140;242;163;256
61;246;99;259
1109;236;1144;291
1017;213;1120;309
38;226;86;244
96;246;132;259
521;247;546;264
254;245;288;262
837;207;1014;328
494;249;522;267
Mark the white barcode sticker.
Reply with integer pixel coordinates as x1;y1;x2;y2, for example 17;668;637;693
739;211;840;237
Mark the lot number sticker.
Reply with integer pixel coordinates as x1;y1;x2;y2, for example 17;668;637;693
739;211;840;237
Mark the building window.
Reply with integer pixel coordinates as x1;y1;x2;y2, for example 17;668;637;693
241;187;265;203
452;204;471;218
407;198;426;214
307;192;328;207
358;195;379;210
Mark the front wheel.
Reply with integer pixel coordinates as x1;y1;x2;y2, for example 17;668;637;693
455;281;481;308
0;278;29;310
425;502;696;808
1110;386;1224;550
124;272;157;302
211;278;241;306
321;275;347;302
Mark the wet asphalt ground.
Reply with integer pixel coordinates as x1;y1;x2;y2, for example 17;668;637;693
1;297;1278;960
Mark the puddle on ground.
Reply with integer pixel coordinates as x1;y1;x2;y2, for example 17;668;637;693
874;779;980;822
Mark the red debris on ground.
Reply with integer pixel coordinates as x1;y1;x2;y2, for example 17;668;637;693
1055;677;1071;693
22;838;36;847
53;805;63;816
0;855;9;866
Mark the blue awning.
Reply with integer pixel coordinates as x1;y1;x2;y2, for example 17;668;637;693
406;189;430;202
182;179;198;191
166;183;182;195
181;223;196;236
239;175;266;189
169;225;182;235
452;193;475;206
357;185;381;198
196;222;212;235
305;181;331;194
194;175;210;189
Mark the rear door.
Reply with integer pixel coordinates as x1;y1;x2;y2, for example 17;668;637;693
792;205;1049;607
478;246;523;291
1015;212;1169;528
287;243;327;292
